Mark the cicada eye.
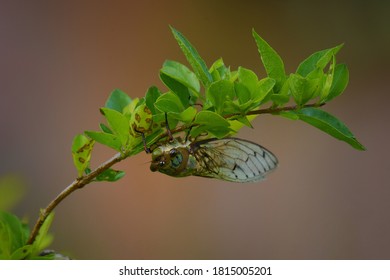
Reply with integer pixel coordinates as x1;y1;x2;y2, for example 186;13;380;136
150;155;166;172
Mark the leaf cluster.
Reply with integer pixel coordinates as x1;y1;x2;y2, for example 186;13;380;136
0;210;54;260
71;26;364;179
0;176;58;260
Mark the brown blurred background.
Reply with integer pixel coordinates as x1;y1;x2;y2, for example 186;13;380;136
0;0;389;259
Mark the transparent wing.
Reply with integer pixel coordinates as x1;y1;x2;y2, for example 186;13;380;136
190;138;278;182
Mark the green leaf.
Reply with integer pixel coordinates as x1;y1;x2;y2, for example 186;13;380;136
84;131;122;151
270;76;291;106
169;106;197;123
252;29;286;92
122;97;140;119
105;89;132;113
160;60;200;95
145;86;162;115
206;80;235;114
306;67;325;101
253;77;275;104
154;92;184;113
190;124;231;139
294;107;366;150
129;102;154;136
238;67;258;92
30;212;54;257
316;44;343;70
0;211;29;259
296;44;343;76
289;73;319;106
270;94;290;106
193;111;235;138
209;58;230;81
71;134;95;177
204;125;232;138
165;113;179;131
160;76;190;108
222;100;243;114
194;111;230;127
95;168;125;182
234;83;252;104
180;106;197;123
325;63;349;102
278;111;300;120
100;108;130;147
170;26;213;87
234;115;253;128
11;245;32;260
99;123;113;134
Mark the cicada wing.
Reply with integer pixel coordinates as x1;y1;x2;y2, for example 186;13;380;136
191;138;278;182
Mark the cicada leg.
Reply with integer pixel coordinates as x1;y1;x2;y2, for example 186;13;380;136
165;113;174;142
185;125;194;142
134;128;151;154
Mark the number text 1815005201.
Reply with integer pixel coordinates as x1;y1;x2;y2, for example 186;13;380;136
212;266;272;276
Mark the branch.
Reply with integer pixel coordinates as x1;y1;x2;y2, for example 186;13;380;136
157;102;326;141
27;152;124;245
27;101;325;246
225;102;326;118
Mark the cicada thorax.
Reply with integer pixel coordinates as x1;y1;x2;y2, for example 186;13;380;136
150;140;197;177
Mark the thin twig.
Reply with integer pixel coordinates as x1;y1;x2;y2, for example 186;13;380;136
224;102;326;118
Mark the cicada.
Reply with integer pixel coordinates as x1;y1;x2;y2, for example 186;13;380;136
150;137;278;183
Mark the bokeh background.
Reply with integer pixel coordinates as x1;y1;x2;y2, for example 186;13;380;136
1;0;389;259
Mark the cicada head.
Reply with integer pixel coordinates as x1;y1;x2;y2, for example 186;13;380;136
150;147;167;172
150;142;197;177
